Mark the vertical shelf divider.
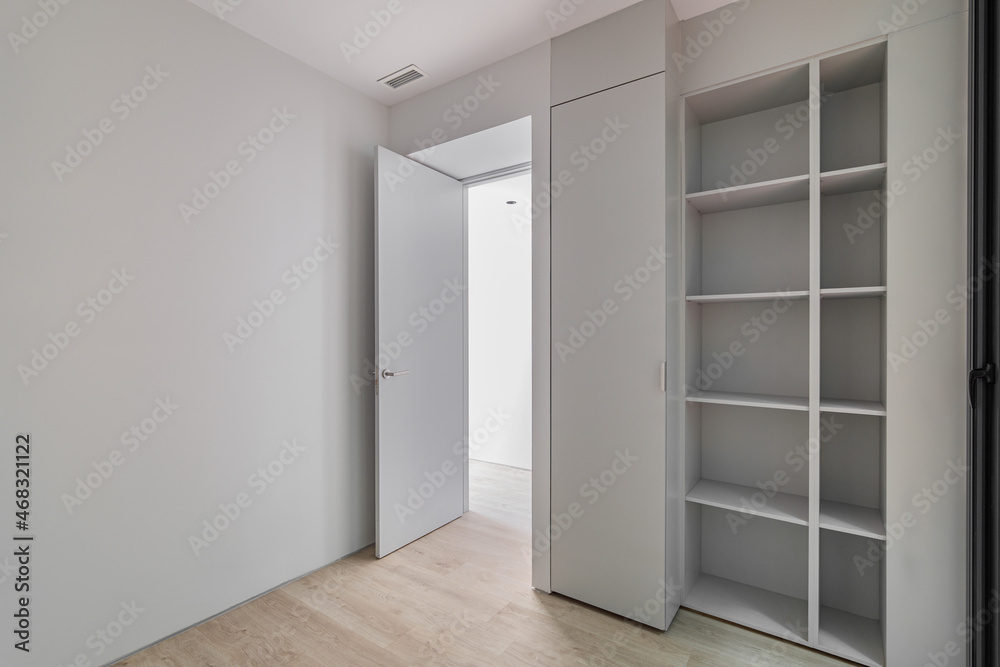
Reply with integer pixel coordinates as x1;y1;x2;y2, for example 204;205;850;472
807;59;823;646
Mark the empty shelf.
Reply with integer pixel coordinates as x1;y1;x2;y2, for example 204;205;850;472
820;286;887;299
820;163;887;196
687;479;808;526
686;174;809;214
819;606;885;667
820;398;886;416
684;574;810;645
820;500;886;540
687;290;809;304
687;390;809;412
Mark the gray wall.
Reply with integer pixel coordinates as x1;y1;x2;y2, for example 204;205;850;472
0;1;387;664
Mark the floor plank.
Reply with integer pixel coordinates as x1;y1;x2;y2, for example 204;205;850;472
115;461;856;667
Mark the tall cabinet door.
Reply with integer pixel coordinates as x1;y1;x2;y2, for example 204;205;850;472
551;72;672;630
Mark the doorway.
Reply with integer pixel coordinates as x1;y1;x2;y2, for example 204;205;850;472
374;117;533;557
467;173;533;524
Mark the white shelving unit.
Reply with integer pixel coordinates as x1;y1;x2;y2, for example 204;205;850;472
679;40;888;667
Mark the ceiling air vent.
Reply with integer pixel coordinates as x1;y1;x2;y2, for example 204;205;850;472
378;65;427;90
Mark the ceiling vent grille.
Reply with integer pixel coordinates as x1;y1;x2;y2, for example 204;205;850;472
378;65;427;90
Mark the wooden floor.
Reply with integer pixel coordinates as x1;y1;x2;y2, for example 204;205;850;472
116;461;854;666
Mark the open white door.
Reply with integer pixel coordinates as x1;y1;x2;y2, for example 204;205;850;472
375;146;465;558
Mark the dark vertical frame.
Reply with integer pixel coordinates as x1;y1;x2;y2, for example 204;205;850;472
969;1;1000;665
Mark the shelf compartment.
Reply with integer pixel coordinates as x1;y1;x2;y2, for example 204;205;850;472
684;574;810;645
687;390;808;412
687;479;807;526
820;529;884;666
820;501;885;540
820;606;885;667
820;286;886;299
820;42;886;173
819;398;886;416
821;298;884;413
821;189;885;290
687;290;808;304
686;175;809;214
820;164;886;197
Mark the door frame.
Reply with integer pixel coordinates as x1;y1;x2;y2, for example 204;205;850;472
459;163;532;512
969;1;999;664
399;112;549;593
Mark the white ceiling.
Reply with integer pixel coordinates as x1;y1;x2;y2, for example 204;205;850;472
185;0;738;106
409;117;532;180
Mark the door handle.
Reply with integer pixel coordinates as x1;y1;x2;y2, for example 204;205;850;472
382;369;411;379
969;363;995;407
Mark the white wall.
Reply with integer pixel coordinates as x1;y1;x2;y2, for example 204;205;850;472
0;1;386;664
468;174;533;471
389;41;553;591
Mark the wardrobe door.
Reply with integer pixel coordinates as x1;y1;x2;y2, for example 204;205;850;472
551;72;672;630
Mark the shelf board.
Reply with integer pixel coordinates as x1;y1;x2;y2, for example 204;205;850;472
819;606;884;667
686;174;809;214
820;286;887;300
683;574;809;645
686;390;809;412
687;479;808;526
687;290;809;304
820;500;886;540
819;163;887;196
820;397;887;416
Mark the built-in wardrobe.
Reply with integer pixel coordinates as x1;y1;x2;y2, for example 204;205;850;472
548;1;969;665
